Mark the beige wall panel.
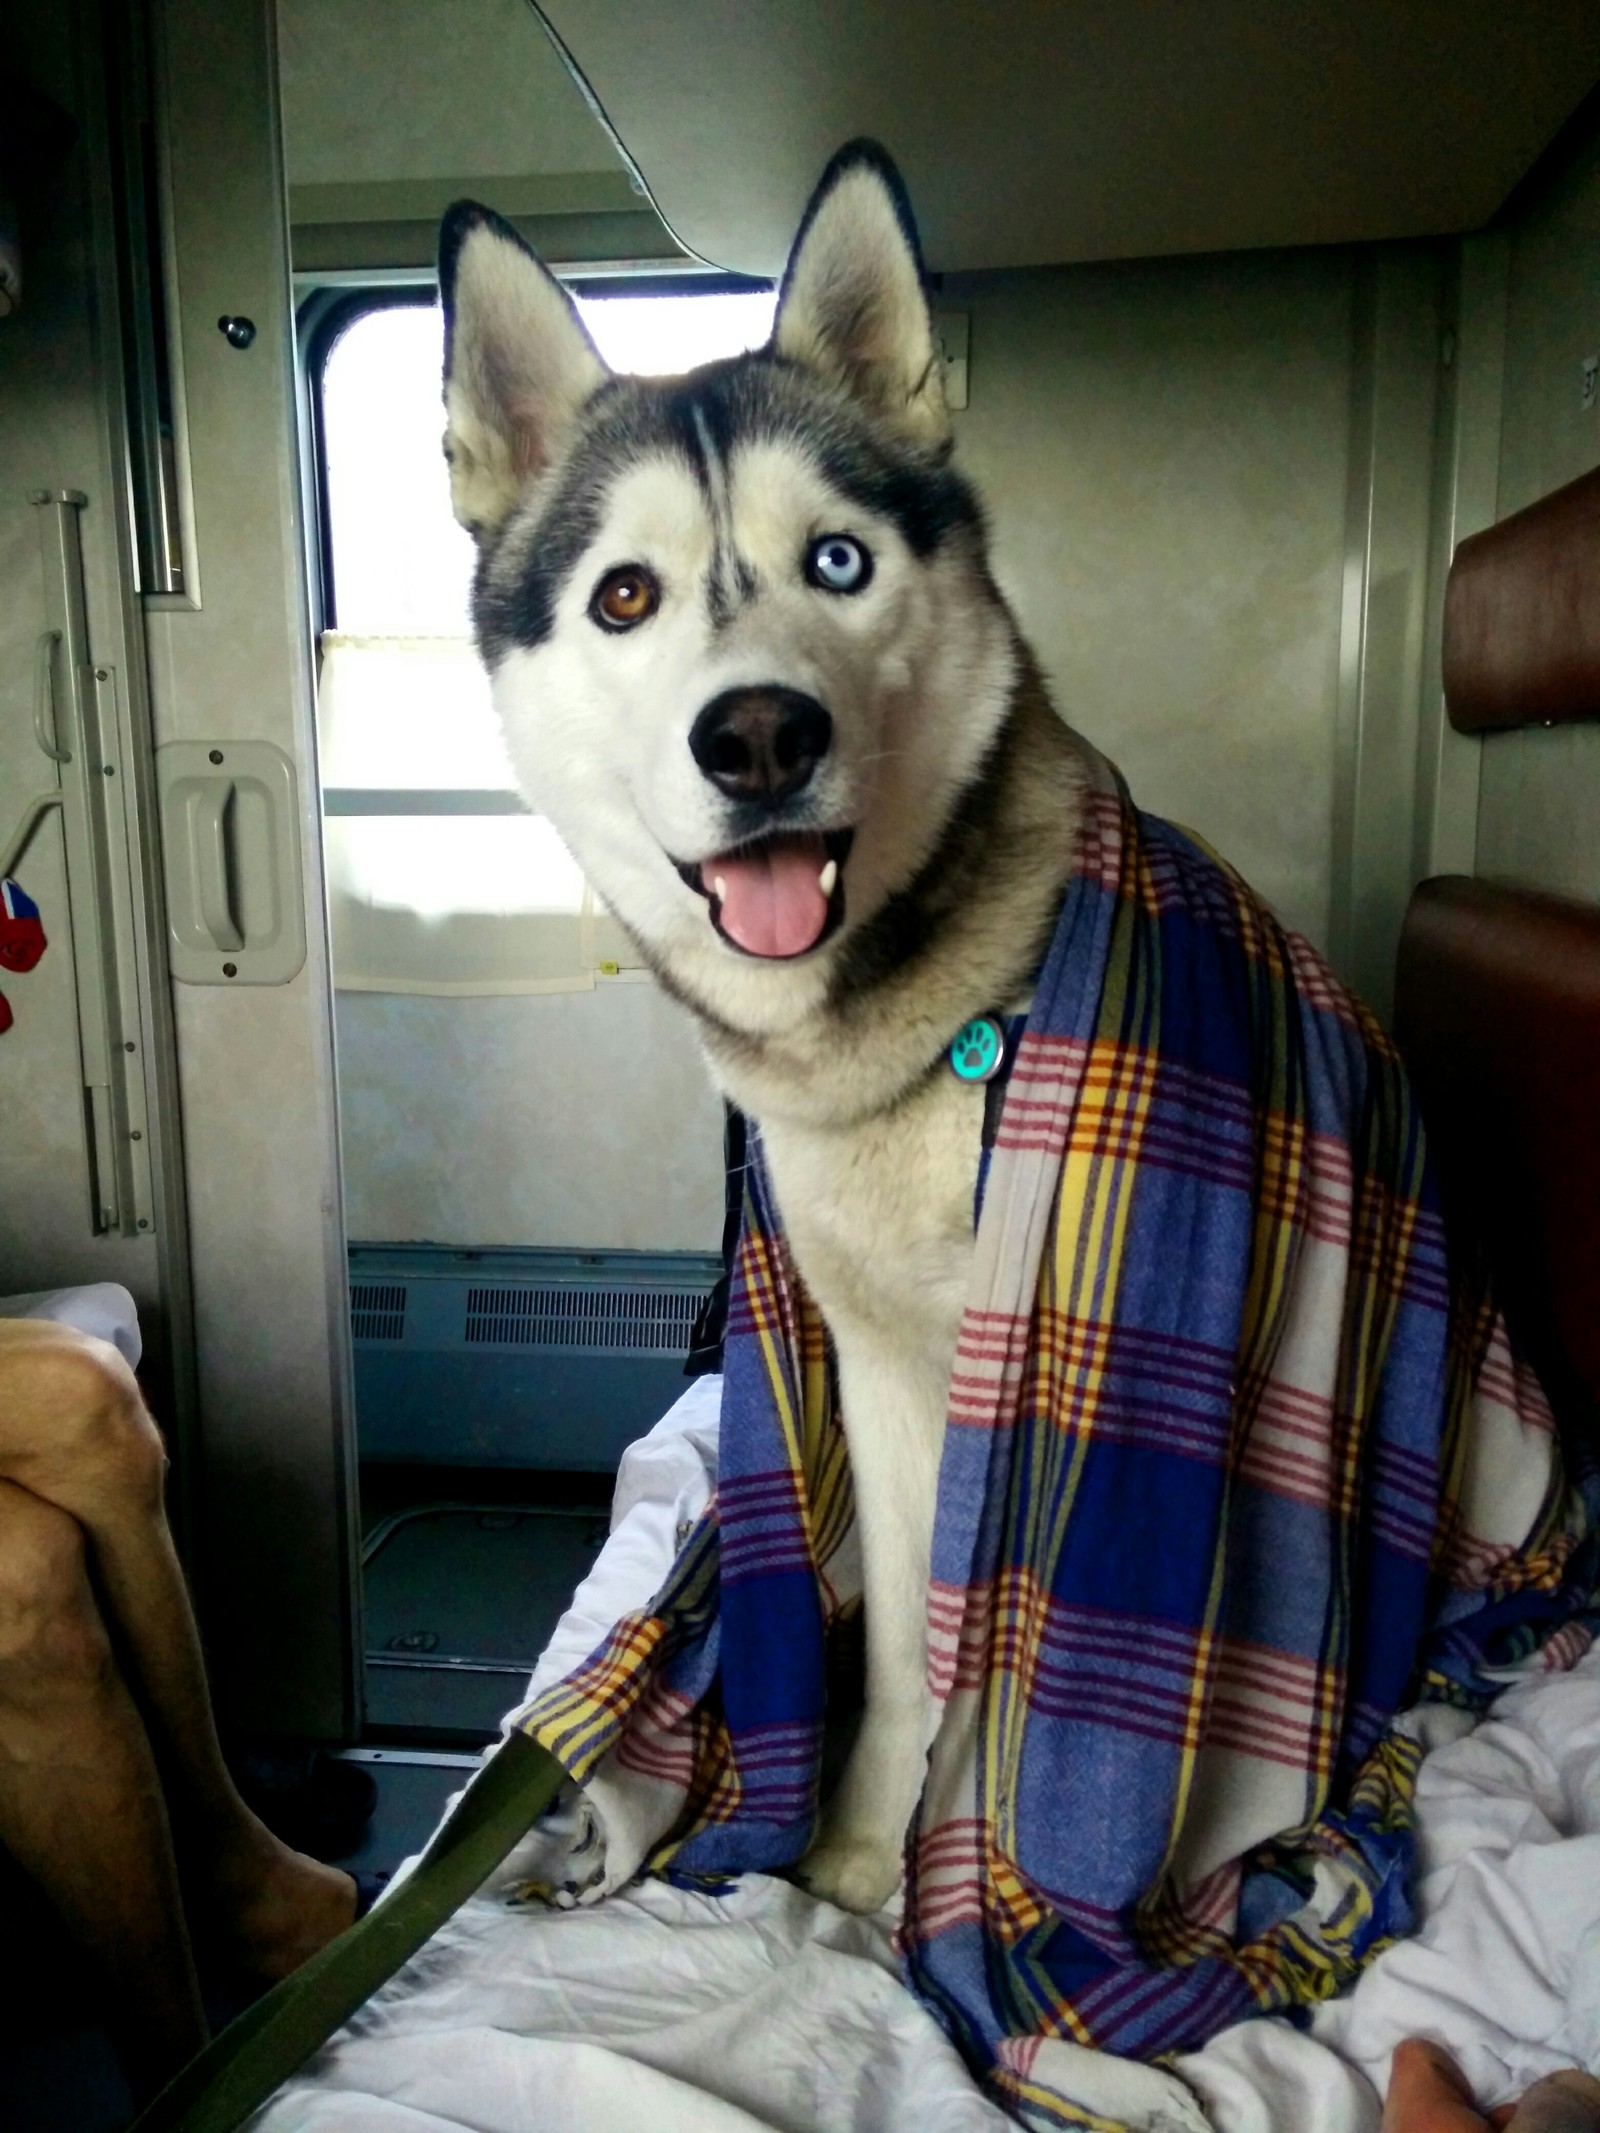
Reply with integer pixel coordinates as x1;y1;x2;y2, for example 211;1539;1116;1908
1476;125;1600;902
335;985;724;1253
945;247;1354;950
1496;133;1600;516
1409;236;1504;893
1328;246;1446;1022
1476;724;1600;903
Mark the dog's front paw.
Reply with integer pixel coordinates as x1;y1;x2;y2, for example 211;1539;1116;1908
795;1828;905;1915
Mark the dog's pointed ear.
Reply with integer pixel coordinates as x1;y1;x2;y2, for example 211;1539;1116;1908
438;202;608;540
772;142;948;449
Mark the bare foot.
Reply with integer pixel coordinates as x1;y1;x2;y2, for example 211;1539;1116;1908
200;1817;358;1980
1383;2040;1491;2133
1384;2043;1600;2133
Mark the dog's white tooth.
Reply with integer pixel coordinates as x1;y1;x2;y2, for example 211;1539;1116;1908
713;875;728;901
818;859;838;898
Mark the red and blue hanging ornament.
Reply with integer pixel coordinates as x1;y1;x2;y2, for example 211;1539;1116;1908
0;877;48;1034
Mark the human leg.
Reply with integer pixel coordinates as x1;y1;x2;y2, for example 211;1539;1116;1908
1383;2042;1600;2133
0;1474;206;2100
0;1319;355;1975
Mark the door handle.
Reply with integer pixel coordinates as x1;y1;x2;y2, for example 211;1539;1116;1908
156;742;306;984
194;782;244;952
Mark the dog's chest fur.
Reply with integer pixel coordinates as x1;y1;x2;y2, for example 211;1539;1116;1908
758;1071;983;1362
704;1046;994;1911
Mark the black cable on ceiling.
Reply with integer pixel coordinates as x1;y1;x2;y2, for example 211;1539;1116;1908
521;0;728;275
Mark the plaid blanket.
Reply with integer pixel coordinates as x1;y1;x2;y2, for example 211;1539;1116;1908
512;751;1595;2129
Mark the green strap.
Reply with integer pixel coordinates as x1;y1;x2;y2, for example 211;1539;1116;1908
130;1732;566;2133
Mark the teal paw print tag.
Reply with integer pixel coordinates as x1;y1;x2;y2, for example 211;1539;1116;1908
949;1014;1005;1083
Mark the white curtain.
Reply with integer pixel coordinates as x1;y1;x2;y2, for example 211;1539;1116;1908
317;633;639;995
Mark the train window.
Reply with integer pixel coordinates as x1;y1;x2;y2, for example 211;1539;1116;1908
310;283;775;987
318;287;778;636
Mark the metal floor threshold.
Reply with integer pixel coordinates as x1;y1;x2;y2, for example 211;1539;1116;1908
361;1500;609;1740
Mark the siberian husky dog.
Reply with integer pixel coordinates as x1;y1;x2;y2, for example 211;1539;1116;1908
440;143;1086;1915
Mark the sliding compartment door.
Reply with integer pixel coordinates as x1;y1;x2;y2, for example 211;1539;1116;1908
141;0;359;1738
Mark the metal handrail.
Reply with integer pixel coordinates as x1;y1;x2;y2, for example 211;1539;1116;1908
0;790;64;883
33;629;70;762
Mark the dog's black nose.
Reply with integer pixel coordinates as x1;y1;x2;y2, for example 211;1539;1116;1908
688;686;833;808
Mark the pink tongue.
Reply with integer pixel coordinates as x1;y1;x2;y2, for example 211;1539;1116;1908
710;835;829;958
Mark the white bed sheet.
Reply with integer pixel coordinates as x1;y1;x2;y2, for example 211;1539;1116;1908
257;1379;1600;2133
0;1281;142;1364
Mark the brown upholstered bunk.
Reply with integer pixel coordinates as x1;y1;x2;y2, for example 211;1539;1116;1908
1395;461;1600;1435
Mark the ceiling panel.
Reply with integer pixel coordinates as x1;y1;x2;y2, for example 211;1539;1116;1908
540;0;1600;275
278;0;621;187
277;0;680;271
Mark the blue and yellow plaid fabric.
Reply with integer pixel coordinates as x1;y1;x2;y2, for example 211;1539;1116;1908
516;758;1595;2125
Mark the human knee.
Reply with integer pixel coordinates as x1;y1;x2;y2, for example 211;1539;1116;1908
70;1342;167;1509
1505;2070;1600;2133
0;1320;166;1511
0;1486;112;1700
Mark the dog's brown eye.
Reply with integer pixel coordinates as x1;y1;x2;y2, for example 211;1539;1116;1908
592;566;659;631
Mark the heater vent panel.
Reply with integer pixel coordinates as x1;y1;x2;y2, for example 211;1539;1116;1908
463;1284;701;1352
350;1282;407;1342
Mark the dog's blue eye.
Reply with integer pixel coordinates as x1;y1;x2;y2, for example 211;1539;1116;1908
806;534;872;595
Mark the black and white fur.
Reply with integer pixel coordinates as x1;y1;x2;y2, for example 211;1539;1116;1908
441;144;1086;1911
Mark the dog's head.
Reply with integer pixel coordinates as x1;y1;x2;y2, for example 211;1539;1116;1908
440;143;1017;1031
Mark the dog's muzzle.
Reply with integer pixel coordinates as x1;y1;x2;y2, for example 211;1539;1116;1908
688;685;833;809
676;686;849;960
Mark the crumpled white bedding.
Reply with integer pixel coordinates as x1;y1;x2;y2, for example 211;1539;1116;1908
256;1379;1600;2133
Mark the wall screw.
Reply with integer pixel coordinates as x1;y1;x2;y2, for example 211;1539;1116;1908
222;962;237;978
